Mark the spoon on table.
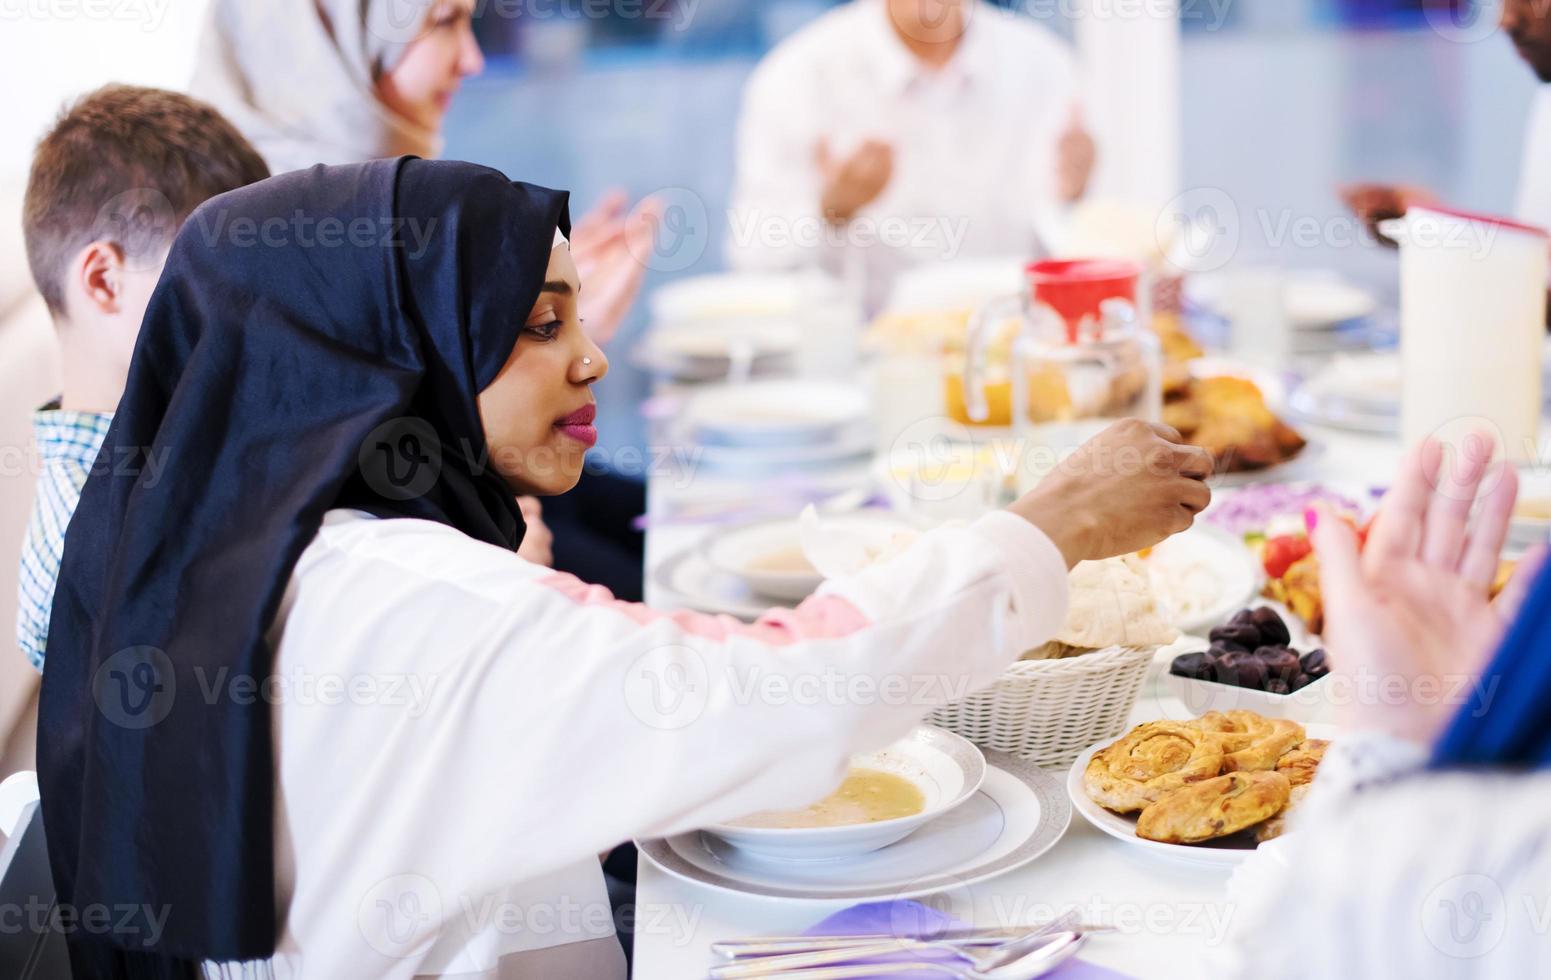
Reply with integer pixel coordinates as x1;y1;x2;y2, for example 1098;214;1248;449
708;929;1087;979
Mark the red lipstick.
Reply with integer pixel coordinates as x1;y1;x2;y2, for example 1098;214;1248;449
555;403;598;448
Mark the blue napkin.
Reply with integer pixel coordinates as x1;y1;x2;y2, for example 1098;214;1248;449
1433;556;1551;769
802;901;1130;979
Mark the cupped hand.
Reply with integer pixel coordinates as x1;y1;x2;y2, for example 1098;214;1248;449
1311;437;1522;744
1008;418;1213;567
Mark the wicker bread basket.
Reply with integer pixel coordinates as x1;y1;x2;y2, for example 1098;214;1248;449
929;644;1156;768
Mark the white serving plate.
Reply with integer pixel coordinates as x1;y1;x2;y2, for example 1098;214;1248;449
683;380;869;449
1066;722;1336;867
1145;524;1263;636
704;727;986;861
701;512;913;603
638;750;1070;901
1206;438;1328;491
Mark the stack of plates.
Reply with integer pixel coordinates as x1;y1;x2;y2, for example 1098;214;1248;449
670;380;874;476
632;323;800;383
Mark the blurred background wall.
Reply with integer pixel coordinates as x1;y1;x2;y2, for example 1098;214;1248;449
0;0;1539;453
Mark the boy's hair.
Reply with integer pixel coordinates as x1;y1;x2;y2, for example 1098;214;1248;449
22;84;270;317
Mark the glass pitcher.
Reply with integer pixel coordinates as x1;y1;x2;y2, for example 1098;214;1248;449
962;259;1161;482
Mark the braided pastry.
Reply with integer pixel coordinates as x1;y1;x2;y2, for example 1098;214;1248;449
1137;770;1291;844
1274;739;1329;787
1083;721;1226;814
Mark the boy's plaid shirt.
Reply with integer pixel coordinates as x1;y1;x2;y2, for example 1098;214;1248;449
17;402;112;671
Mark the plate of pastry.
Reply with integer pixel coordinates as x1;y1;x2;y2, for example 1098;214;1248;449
1066;711;1334;866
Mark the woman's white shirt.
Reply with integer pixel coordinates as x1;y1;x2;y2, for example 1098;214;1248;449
255;507;1068;978
1213;732;1551;978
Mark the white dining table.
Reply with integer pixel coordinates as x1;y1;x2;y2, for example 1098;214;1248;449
631;414;1404;980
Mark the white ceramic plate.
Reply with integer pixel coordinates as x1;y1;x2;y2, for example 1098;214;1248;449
683;380;869;449
649;272;809;325
1284;277;1376;331
1206;438;1327;491
1284;352;1400;435
637;751;1070;901
631;323;800;382
1066;722;1336;867
704;727;986;861
691;425;876;477
1145;524;1263;636
650;546;781;622
700;512;915;603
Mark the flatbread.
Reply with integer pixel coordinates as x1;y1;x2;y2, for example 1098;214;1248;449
1056;555;1179;650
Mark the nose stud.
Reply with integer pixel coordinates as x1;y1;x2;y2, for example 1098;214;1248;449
583;357;593;366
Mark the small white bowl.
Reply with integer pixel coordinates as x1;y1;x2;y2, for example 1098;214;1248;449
705;726;986;861
700;519;823;602
1163;670;1333;723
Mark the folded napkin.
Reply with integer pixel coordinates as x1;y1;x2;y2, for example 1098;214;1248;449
803;901;1131;979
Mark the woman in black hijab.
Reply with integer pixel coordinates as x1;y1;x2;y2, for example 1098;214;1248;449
37;157;1211;977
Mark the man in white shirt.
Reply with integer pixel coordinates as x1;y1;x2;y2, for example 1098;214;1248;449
727;0;1095;311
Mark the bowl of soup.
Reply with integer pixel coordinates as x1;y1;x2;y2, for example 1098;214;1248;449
705;726;986;860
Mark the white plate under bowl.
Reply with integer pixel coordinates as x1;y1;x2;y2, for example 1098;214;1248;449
650;546;781;622
682;380;868;450
638;750;1070;901
1145;524;1263;636
1066;722;1336;867
704;726;986;861
700;513;913;603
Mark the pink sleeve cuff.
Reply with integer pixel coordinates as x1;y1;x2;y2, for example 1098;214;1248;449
537;572;870;646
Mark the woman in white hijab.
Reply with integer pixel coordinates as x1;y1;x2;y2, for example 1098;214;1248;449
192;0;657;346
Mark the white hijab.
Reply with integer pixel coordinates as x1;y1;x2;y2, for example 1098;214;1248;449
191;0;445;175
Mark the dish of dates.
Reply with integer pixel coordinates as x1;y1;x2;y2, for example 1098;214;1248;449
1169;606;1330;695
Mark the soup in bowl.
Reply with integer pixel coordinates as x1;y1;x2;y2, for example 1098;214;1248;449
705;726;986;861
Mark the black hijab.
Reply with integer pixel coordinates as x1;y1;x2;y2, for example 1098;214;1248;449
37;157;570;975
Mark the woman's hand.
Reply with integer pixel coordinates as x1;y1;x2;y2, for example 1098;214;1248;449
516;495;554;567
1007;419;1213;567
1311;437;1522;744
569;190;662;346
